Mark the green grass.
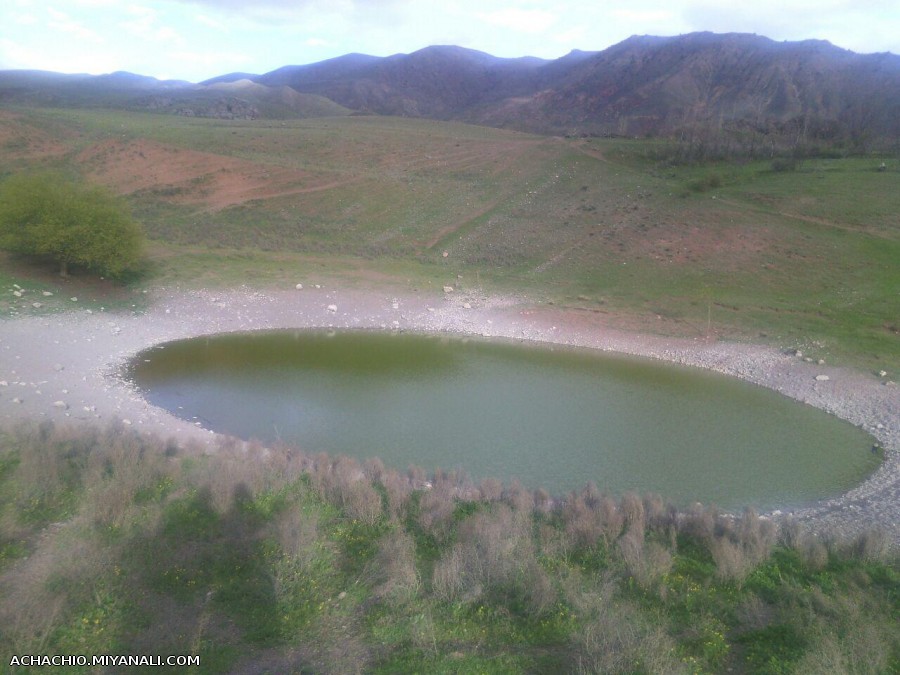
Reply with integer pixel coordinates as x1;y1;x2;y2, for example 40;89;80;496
3;105;899;369
1;422;896;674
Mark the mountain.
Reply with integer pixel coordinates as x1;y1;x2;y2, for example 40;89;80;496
3;33;899;140
0;69;351;120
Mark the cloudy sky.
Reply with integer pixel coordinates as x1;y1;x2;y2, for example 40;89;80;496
1;0;897;82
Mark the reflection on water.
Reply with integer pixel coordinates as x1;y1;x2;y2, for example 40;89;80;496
128;330;879;509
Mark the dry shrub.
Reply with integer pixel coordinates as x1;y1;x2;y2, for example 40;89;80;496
313;455;383;524
562;486;625;550
432;545;468;602
377;468;411;520
533;487;553;513
572;600;684;674
271;504;320;566
417;482;457;541
363;457;385;482
735;508;777;561
597;496;625;541
368;529;420;605
431;505;551;612
193;439;271;513
82;427;170;528
618;533;673;589
710;537;755;585
564;494;603;549
799;536;829;571
502;479;533;513
709;509;777;584
0;523;114;653
620;492;645;536
679;502;717;542
538;522;571;561
793;590;894;675
406;464;427;488
10;421;93;514
850;529;890;562
478;477;503;502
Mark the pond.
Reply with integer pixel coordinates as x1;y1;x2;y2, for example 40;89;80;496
127;330;879;509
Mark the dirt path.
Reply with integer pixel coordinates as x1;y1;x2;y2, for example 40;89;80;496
1;286;897;546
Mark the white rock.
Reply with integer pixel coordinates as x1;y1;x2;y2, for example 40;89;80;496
815;374;830;381
42;291;53;296
70;297;77;302
53;401;68;409
391;302;400;310
463;302;472;309
295;283;303;290
443;286;454;293
879;370;888;378
0;381;7;386
326;304;338;313
11;397;22;404
12;291;22;297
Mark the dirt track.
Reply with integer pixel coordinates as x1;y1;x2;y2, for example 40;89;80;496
1;286;897;545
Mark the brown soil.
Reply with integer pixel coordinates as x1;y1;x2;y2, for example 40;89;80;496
76;138;351;210
0;111;71;159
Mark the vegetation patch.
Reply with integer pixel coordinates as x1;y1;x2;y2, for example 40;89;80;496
0;422;896;673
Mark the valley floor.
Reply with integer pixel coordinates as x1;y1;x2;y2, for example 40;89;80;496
1;283;898;546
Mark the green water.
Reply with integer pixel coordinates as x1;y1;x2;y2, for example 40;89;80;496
127;330;879;508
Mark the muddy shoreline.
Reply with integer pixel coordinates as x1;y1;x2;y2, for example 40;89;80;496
1;286;898;545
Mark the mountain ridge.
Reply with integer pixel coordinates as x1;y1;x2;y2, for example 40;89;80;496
3;32;899;140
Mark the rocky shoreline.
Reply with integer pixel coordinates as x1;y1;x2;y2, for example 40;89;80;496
1;285;898;546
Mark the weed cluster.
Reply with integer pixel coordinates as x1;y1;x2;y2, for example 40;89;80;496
1;421;897;673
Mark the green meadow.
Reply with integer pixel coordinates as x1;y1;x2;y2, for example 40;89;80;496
3;106;898;369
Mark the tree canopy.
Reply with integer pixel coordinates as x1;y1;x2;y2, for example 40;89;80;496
0;172;143;278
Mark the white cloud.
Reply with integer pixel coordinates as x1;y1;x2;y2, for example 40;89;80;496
46;7;102;41
476;8;557;33
120;5;183;43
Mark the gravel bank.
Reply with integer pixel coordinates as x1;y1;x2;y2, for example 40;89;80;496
1;286;897;545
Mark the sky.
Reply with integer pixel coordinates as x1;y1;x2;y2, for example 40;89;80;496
1;0;898;83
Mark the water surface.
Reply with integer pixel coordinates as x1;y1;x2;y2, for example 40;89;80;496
128;330;879;508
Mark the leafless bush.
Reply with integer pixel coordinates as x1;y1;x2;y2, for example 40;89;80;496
709;509;776;584
368;530;420;605
620;492;645;537
533;487;553;513
618;533;673;589
478;477;503;502
311;455;383;524
572;600;684;674
363;457;385;482
799;536;829;571
377;468;411;520
850;529;890;562
502;479;533;513
735;509;777;561
431;504;544;609
271;504;320;566
82;428;169;528
432;545;468;602
710;536;755;585
417;482;457;541
678;502;716;542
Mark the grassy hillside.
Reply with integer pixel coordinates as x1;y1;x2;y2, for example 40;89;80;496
1;422;896;673
2;106;899;368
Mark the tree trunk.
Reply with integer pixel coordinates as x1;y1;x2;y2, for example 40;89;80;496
59;260;69;278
